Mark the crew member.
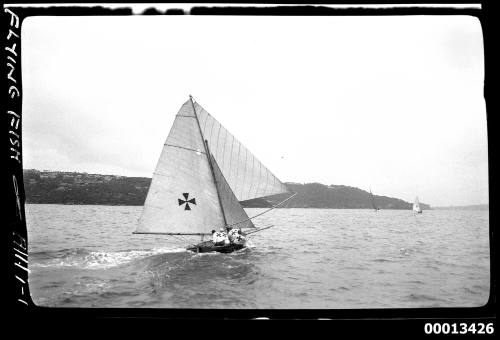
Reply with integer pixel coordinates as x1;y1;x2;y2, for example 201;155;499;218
227;227;239;243
213;227;229;246
220;227;230;245
232;230;246;245
213;229;225;246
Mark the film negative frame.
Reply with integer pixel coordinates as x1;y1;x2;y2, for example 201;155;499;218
2;1;496;330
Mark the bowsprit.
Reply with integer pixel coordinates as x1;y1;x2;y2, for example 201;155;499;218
178;193;196;210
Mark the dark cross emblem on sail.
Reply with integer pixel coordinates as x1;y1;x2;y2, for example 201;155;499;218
178;193;196;210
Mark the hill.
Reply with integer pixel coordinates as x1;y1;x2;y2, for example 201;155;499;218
432;204;488;211
23;169;149;206
242;182;426;210
23;169;429;209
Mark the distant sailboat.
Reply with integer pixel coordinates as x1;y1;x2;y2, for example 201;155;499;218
413;196;423;213
369;189;380;211
134;96;295;253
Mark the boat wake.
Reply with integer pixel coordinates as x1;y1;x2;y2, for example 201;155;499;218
30;247;187;269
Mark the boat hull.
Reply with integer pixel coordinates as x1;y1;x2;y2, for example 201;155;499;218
186;240;245;253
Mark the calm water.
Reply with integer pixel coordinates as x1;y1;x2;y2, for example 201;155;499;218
25;204;490;309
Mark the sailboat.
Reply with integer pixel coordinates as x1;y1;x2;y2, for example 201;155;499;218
413;196;423;213
369;189;380;211
134;96;295;253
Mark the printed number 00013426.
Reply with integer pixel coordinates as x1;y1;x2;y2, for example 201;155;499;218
424;323;494;335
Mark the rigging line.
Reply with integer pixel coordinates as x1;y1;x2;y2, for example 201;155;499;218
226;192;297;228
164;143;206;154
161;238;186;245
242;147;248;200
209;113;216;147
228;133;235;195
284;189;294;208
213;152;242;225
247;152;255;199
253;161;260;198
245;224;275;236
215;122;222;160
207;142;228;226
222;171;233;206
221;128;227;170
161;238;188;247
228;134;235;204
168;234;196;247
181;236;195;246
153;234;185;245
255;161;262;198
214;151;243;223
206;111;216;132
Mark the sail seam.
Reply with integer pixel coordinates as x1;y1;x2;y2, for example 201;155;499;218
201;109;209;135
137;98;291;238
209;115;216;146
164;143;206;154
235;142;241;198
195;103;290;200
256;162;262;197
221;128;228;171
242;148;248;200
248;153;255;199
215;122;221;160
264;165;269;196
228;134;235;203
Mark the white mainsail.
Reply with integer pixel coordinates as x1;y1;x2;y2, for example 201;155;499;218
135;97;288;236
194;102;289;201
413;196;422;213
210;153;255;230
136;100;224;235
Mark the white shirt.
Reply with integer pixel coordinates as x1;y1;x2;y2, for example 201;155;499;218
213;232;224;243
213;231;228;244
228;229;239;241
232;234;246;245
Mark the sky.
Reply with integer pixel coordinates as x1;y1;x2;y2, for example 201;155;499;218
20;13;488;207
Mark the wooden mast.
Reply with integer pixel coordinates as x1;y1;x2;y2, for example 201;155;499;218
189;95;228;232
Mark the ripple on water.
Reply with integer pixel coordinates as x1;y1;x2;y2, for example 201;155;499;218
406;293;447;303
372;258;394;263
26;206;490;308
